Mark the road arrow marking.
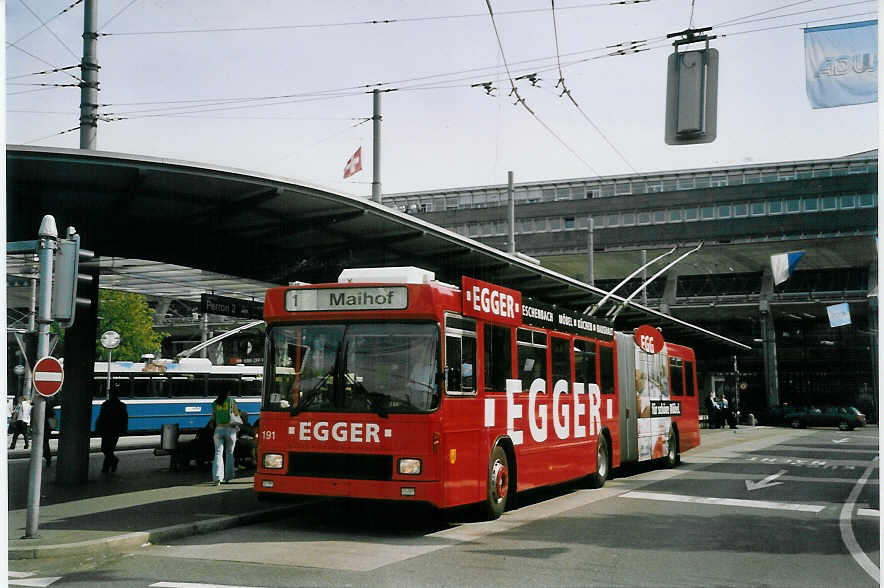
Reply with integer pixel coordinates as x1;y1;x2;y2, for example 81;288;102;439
745;469;787;491
833;438;850;444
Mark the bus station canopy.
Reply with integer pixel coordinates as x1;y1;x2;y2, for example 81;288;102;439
6;145;749;351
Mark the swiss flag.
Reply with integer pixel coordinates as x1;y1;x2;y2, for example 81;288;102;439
343;146;363;179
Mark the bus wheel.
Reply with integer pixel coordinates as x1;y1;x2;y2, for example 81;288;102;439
586;435;609;489
484;445;509;520
665;427;680;467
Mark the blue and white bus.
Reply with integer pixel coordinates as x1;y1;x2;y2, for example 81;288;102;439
84;357;262;434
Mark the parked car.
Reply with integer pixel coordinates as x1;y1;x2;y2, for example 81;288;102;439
759;405;790;426
786;405;866;430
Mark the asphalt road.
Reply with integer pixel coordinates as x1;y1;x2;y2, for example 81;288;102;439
9;426;880;587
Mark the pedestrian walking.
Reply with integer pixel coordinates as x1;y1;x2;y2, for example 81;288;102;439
9;396;32;449
95;391;129;473
43;400;58;466
209;389;242;485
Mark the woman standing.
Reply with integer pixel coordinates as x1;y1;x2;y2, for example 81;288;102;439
209;390;241;485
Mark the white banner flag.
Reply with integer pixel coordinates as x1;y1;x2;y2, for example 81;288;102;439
804;20;877;109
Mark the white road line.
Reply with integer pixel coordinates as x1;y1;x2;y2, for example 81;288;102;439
620;490;825;513
150;583;266;588
839;456;880;584
8;575;63;587
857;508;880;518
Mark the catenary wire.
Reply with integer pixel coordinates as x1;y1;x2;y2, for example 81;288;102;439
17;0;80;60
6;40;84;83
485;0;600;177
9;0;82;46
7;64;80;81
550;0;637;173
101;0;141;29
98;1;648;36
22;126;80;145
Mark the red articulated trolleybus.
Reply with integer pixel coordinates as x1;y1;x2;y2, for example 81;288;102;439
254;267;699;518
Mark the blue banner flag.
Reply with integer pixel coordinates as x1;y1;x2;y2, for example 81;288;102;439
804;20;877;109
771;251;805;285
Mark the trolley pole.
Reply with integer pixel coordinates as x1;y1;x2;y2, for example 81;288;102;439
79;0;99;149
371;89;382;203
25;216;58;538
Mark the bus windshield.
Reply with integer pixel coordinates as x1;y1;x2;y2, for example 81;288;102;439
264;322;441;415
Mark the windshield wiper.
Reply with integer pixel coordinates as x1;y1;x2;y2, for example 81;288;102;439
289;370;332;416
291;340;344;416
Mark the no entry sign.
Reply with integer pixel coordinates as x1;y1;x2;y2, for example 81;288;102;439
32;356;64;397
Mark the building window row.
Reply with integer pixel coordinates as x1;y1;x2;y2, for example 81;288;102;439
389;161;877;214
448;193;877;236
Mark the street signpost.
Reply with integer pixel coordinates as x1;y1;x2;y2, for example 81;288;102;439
100;330;121;395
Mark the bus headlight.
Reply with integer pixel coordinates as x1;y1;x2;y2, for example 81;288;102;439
263;453;284;469
398;458;421;475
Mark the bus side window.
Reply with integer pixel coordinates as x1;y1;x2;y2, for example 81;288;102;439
445;314;476;396
599;345;614;395
517;328;547;391
684;361;696;396
484;324;512;392
574;339;596;388
669;357;684;396
551;336;571;391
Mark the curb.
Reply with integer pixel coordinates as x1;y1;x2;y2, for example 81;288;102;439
8;504;303;560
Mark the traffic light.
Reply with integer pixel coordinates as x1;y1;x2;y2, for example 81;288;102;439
52;228;94;328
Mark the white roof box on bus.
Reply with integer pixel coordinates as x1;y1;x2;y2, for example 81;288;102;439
176;357;214;369
338;266;435;285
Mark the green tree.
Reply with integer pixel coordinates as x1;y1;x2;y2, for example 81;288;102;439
96;290;168;361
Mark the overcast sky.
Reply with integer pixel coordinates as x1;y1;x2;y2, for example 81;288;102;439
6;1;879;197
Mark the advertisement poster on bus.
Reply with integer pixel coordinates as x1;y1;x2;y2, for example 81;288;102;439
635;346;671;461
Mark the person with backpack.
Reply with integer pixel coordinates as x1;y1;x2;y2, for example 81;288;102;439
209;389;242;485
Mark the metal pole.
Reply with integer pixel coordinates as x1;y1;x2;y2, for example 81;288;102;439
106;349;112;398
25;216;58;538
507;171;515;254
371;89;382;203
79;0;99;149
641;249;648;305
587;217;594;286
28;258;37;331
733;354;740;418
200;312;208;359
